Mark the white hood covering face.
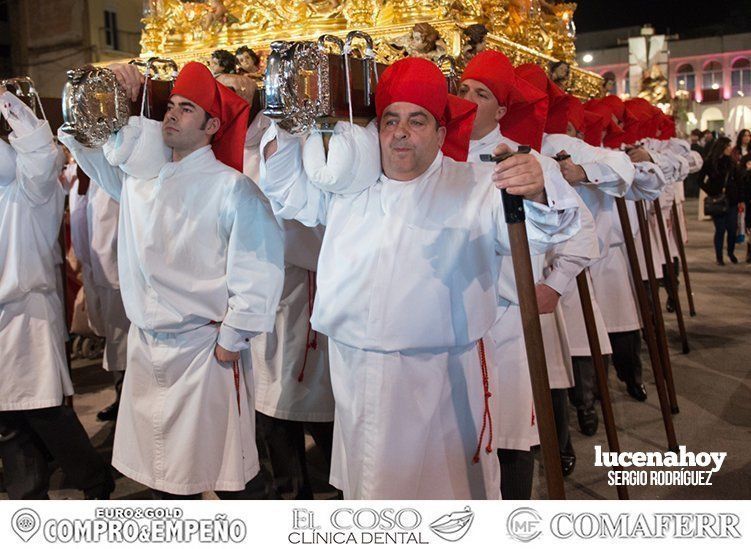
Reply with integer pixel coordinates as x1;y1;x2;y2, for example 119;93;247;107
302;120;380;194
103;116;171;179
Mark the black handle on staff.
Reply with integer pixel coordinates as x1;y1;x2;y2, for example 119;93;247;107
482;147;566;500
615;198;678;450
671;202;696;317
575;271;628;500
653;200;689;354
635;201;680;416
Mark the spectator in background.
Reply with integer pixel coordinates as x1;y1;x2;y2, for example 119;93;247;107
732;129;750;162
740;153;751;262
702;130;716;155
686;129;705;197
699;137;741;265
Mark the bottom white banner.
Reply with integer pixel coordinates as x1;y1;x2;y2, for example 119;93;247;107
0;500;747;548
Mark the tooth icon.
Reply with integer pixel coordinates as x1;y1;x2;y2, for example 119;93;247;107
12;509;41;542
430;506;475;542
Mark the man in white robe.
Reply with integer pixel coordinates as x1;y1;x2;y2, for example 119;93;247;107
584;97;666;404
68;172;129;422
60;62;284;498
458;52;584;495
258;57;580;499
240;102;336;499
0;87;114;499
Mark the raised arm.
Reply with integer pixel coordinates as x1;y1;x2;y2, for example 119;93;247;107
258;123;332;227
626;161;666;202
543;133;635;197
541;193;599;303
1;90;62;205
490;146;581;256
58;130;127;202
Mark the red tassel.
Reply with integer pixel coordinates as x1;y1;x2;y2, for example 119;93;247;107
472;338;494;463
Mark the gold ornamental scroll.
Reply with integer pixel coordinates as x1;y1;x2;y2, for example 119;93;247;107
135;0;601;100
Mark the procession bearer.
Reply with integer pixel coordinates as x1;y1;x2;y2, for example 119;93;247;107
60;62;284;498
258;57;581;499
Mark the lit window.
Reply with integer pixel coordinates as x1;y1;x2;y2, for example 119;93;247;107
731;58;751;96
675;64;695;92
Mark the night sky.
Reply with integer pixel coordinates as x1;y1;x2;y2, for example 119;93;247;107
574;0;749;37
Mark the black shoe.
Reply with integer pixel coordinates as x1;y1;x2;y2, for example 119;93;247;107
716;259;725;266
97;401;119;422
84;474;115;500
626;382;648;402
666;297;675;313
729;254;738;264
576;407;598;437
560;440;576;477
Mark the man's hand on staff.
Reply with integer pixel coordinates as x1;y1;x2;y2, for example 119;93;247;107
215;344;240;363
627;146;653;163
107;63;144;102
535;283;561;314
556;150;588;185
491;143;546;203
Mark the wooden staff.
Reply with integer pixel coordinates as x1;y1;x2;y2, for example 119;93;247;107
671;202;696;317
653;200;689;354
635;201;680;415
575;270;628;500
482;149;565;499
58;204;72;373
615;198;677;450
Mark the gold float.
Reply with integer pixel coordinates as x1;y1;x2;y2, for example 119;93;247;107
137;0;601;99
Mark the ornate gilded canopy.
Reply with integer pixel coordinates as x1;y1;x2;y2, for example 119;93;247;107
139;0;601;98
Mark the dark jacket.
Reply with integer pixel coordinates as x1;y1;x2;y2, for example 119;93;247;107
700;156;741;204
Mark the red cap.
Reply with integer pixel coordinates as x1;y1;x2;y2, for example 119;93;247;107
585;98;626;148
376;57;477;161
624;98;660;141
582;110;606;146
170;61;250;172
461;51;549;151
515;63;579;135
658;113;676;140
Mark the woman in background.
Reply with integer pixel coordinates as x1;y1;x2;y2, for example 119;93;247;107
700;137;741;265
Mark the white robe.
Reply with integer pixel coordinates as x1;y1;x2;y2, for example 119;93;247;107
0;92;70;411
542;133;635;357
243;118;334;422
467;128;582;451
60;118;285;495
258;123;580;497
591;160;666;331
69;179;129;371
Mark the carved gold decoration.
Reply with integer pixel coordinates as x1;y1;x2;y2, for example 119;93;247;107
134;1;601;99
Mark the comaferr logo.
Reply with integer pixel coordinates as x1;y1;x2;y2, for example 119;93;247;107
429;506;475;542
507;507;542;542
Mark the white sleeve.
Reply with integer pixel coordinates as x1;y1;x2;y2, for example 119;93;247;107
688;150;703;174
303;120;381;194
493;178;582;257
58;130;126;203
626;161;666;202
258;123;332;227
218;179;285;351
1;92;62;205
543;193;599;296
543;134;634;197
